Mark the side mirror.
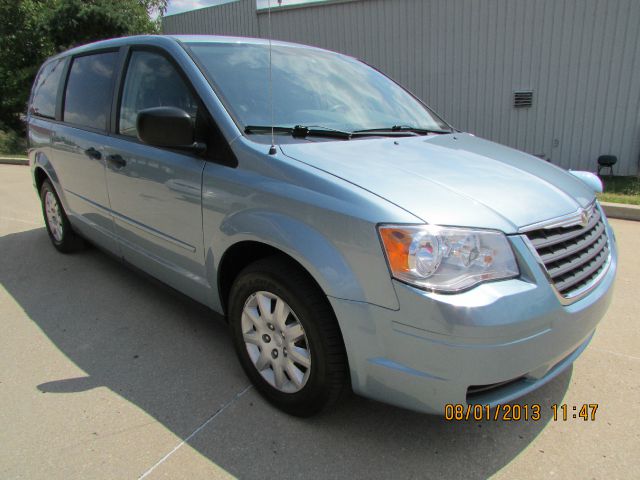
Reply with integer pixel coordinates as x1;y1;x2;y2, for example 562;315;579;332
569;170;603;193
136;107;205;152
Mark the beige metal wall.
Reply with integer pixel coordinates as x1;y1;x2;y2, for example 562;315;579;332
164;0;640;175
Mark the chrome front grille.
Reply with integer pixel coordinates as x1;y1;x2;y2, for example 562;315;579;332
524;204;610;299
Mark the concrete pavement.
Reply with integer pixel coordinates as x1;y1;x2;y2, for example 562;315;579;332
1;164;638;479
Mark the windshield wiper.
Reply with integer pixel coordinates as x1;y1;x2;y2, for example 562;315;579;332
352;125;452;136
244;125;352;139
245;124;452;140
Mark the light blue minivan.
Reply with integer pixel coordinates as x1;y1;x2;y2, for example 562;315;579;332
28;35;616;416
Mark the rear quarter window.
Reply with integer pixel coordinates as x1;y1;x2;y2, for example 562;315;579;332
63;52;119;131
30;58;67;119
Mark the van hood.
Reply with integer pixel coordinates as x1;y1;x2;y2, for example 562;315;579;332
280;133;595;233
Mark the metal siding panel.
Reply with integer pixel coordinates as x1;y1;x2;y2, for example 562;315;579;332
451;0;461;127
426;0;436;112
197;7;204;33
554;0;576;169
410;0;419;99
444;1;455;122
488;1;499;142
578;0;607;171
392;0;401;84
460;0;471;131
496;1;510;145
588;0;616;170
518;0;534;152
566;0;593;170
532;0;551;158
468;0;480;136
473;0;487;138
163;0;640;174
595;0;623;172
380;0;392;79
522;0;537;153
598;0;639;176
571;0;589;169
618;0;640;176
542;1;562;166
421;1;434;109
613;0;636;175
508;0;522;149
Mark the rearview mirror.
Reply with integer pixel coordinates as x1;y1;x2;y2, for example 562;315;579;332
136;107;204;152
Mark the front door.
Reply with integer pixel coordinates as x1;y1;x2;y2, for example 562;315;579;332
103;48;208;303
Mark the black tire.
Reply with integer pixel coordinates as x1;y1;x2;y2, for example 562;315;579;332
228;256;349;417
40;179;85;253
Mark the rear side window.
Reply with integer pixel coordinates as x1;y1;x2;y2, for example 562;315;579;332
63;52;119;131
30;58;67;119
118;50;198;138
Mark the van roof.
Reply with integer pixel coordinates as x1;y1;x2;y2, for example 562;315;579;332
48;34;324;60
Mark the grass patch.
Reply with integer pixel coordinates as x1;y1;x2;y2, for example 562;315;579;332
601;176;640;195
598;193;640;206
0;129;27;156
597;176;640;205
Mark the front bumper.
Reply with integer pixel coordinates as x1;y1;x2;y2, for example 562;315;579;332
330;224;617;414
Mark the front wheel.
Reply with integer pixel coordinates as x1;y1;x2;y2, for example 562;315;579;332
228;257;349;416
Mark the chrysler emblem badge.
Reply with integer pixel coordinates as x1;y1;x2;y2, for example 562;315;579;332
581;209;590;227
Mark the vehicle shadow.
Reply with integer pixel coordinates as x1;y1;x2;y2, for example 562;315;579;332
0;227;571;479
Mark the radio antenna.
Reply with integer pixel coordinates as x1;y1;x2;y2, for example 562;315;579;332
267;0;277;155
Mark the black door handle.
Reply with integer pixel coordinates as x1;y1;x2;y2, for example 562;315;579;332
107;154;127;168
84;147;102;160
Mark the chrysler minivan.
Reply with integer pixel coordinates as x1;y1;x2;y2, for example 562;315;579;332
27;35;616;416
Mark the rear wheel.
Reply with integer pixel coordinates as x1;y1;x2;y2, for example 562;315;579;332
40;179;84;253
229;257;349;416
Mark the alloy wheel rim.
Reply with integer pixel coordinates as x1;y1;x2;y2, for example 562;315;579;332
44;191;63;242
241;291;311;393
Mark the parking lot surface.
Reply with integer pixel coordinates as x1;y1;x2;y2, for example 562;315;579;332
1;164;639;479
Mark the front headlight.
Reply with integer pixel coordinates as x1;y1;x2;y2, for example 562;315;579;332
378;225;519;292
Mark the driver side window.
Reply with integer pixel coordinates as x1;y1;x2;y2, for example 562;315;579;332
119;50;198;138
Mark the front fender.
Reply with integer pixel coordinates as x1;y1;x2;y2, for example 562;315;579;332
206;209;400;313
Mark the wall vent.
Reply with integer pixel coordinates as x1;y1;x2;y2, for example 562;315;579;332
514;90;533;108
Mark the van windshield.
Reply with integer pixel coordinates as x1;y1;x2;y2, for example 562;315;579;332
186;42;451;135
